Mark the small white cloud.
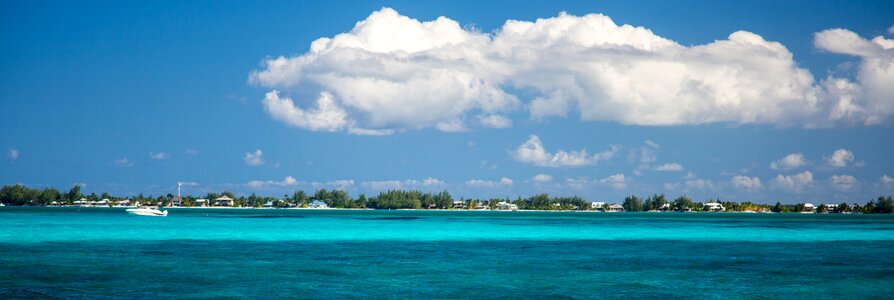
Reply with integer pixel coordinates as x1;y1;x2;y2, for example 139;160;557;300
825;148;855;168
347;127;395;136
362;178;444;190
112;158;135;167
565;178;590;190
179;181;200;186
247;176;298;189
149;152;171;160
7;149;19;160
478;114;513;128
654;163;684;172
663;183;676;191
731;175;762;191
311;180;355;190
685;179;712;190
770;153;808;170
830;174;857;191
435;119;468;132
771;171;814;192
329;180;354;190
185;148;200;155
466;178;513;188
244;149;264;166
630;141;659;163
531;174;553;183
880;175;894;185
513;135;616;167
500;177;513;185
363;180;407;190
598;174;627;190
422;177;445;186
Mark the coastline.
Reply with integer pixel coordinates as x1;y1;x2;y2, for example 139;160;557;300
2;205;878;214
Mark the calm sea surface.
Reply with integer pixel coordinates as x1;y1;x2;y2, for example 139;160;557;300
1;207;893;298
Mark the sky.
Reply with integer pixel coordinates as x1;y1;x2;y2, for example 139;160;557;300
1;0;893;203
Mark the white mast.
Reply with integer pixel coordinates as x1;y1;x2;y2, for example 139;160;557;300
177;182;182;198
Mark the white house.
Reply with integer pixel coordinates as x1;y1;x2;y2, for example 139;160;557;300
591;202;606;211
497;201;518;211
308;200;329;209
170;196;184;207
703;203;724;212
802;203;816;213
214;196;234;207
657;203;672;212
114;199;132;207
195;199;208;207
453;200;467;209
821;204;839;213
606;204;625;212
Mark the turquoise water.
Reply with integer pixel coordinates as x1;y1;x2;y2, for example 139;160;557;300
1;207;893;298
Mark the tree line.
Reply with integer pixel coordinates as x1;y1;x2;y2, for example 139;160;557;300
1;184;892;213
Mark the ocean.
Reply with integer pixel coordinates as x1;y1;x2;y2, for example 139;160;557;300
1;207;892;298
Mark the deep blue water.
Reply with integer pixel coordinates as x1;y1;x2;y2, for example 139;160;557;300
1;207;893;298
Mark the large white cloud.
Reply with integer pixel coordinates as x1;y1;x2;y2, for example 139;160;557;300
263;91;349;132
513;135;616;167
815;28;894;125
250;8;894;133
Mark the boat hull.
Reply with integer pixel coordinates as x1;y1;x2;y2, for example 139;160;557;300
125;208;168;216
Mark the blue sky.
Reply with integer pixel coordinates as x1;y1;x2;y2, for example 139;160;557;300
1;0;892;203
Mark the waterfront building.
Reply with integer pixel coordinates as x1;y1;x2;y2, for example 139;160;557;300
704;203;724;211
309;200;329;209
214;196;234;207
606;204;625;212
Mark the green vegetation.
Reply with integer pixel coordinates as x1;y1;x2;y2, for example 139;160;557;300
1;184;892;213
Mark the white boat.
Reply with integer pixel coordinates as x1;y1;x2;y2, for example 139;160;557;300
126;207;168;216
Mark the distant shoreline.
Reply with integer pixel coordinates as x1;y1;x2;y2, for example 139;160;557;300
2;184;892;214
3;205;887;214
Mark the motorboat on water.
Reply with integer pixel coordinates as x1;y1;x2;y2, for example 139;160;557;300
126;206;168;216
